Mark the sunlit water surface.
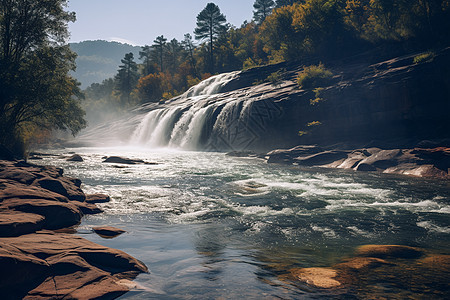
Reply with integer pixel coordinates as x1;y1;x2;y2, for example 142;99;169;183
37;147;450;299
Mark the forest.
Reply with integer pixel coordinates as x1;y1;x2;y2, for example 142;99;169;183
85;0;450;114
1;0;450;155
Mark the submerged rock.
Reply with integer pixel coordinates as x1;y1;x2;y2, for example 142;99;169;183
355;244;424;259
290;267;342;288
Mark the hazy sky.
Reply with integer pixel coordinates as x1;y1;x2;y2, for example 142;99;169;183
67;0;255;46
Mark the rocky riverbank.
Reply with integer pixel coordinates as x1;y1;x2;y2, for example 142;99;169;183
0;159;148;299
260;145;450;179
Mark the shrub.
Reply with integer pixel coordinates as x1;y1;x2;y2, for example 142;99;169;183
310;87;325;105
413;51;435;64
266;69;285;86
297;63;333;89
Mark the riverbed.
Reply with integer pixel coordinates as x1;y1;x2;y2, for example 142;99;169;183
36;147;450;299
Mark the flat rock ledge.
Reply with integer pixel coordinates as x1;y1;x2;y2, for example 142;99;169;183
264;145;450;179
0;159;148;299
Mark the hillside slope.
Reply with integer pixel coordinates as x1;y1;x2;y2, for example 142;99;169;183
69;40;141;88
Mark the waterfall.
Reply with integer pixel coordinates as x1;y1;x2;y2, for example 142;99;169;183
129;71;243;150
77;72;282;151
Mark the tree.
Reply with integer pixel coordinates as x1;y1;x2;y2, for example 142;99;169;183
182;33;199;77
152;35;167;72
194;3;228;74
276;0;303;7
253;0;275;24
165;38;182;73
114;52;138;104
0;0;86;154
139;45;156;76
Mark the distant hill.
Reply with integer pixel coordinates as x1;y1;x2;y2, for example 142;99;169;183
69;40;141;89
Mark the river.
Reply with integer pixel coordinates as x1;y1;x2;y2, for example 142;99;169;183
37;147;450;299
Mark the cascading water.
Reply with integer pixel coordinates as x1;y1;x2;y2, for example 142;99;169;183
75;69;284;150
128;71;271;151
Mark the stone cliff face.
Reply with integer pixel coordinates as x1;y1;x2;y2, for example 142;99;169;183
220;47;450;151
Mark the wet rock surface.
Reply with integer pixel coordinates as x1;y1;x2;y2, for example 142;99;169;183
282;244;449;298
265;145;450;179
0;159;148;299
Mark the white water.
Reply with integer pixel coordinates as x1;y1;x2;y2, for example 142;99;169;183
126;71;263;150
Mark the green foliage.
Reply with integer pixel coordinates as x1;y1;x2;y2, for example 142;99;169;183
114;53;139;105
297;63;333;89
413;51;436;64
267;69;285;86
152;35;167;72
310;87;325;105
243;58;259;69
194;3;228;74
307;120;322;127
0;0;85;155
253;0;276;24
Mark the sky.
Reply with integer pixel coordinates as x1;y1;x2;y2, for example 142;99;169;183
67;0;255;46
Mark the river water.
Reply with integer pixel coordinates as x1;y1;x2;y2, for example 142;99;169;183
37;147;450;299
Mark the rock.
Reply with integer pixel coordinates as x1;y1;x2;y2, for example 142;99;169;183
290;267;342;288
33;176;86;202
0;167;38;185
418;254;450;272
355;244;424;259
1;198;82;230
354;149;402;171
0;241;50;299
267;145;323;164
66;154;84;162
294;150;349;166
93;226;126;238
86;193;111;204
0;211;45;237
0;159;147;298
0;179;69;203
0;231;148;299
75;201;103;215
334;257;393;271
103;156;150;165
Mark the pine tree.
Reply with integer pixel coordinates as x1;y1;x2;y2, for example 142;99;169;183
152;35;167;72
182;33;198;77
139;45;153;76
253;0;275;24
115;52;138;104
194;3;228;74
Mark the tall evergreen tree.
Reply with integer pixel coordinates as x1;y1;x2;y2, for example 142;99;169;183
182;33;198;77
139;45;154;76
253;0;275;24
152;35;167;72
114;52;138;104
194;3;228;74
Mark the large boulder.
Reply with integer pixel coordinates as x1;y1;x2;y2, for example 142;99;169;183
0;231;148;299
